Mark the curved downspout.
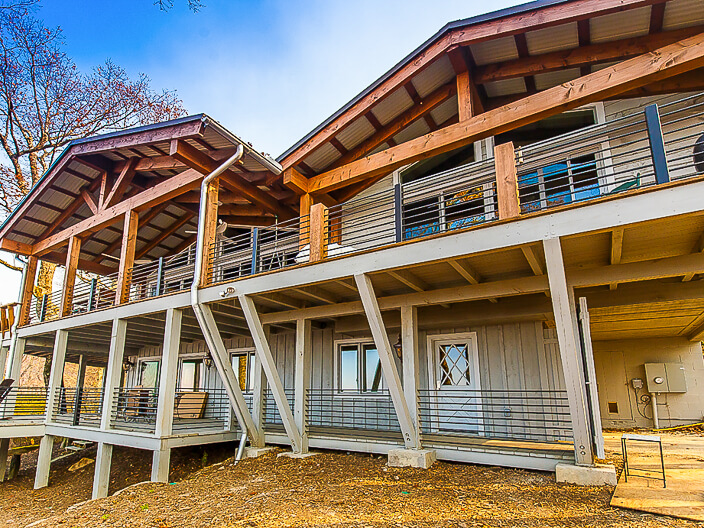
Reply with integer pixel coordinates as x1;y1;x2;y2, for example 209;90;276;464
189;144;247;449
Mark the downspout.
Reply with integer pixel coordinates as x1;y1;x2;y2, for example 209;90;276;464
189;144;246;443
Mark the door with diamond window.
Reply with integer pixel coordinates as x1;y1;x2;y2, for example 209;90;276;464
430;333;482;434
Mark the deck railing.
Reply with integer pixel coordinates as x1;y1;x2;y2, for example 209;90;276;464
0;386;47;422
110;387;159;432
418;389;572;444
51;387;104;428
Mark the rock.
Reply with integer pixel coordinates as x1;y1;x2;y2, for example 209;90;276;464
68;458;95;472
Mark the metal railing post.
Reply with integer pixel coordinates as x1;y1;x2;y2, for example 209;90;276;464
39;293;48;322
644;104;670;185
156;257;165;296
87;278;98;312
72;388;83;426
394;183;403;243
250;228;260;275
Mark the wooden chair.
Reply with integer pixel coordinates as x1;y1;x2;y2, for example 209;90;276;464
174;391;208;420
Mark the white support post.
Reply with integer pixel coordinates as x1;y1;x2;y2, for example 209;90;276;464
154;309;182;439
251;350;265;434
294;318;312;453
543;237;594;466
101;319;127;431
239;294;303;453
401;305;420;442
44;330;68;425
354;274;420;449
0;438;9;482
7;336;25;381
92;442;113;499
151;444;171;484
33;434;54;489
195;304;263;446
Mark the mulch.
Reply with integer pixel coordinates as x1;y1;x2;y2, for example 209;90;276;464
3;445;701;528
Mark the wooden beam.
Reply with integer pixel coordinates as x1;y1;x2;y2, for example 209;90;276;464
32;168;205;256
217;204;266;216
200;178;219;286
170;140;295;220
258;292;305;310
330;82;457;170
115;210;138;305
18;256;38;326
60;236;81;317
610;227;625;290
474;26;703;85
115;155;186;173
219;215;277;227
521;245;544;276
291;286;338;305
0;239;32;255
387;269;428;292
448;259;479;284
306;32;704;194
495;142;521;220
98;172;110;211
81;189;98;215
103;157;138;210
282;167;309;195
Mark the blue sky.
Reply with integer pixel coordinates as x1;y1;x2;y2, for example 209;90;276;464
0;0;526;302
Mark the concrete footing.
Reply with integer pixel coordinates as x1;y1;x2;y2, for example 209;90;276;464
555;463;617;486
387;448;436;469
243;446;276;459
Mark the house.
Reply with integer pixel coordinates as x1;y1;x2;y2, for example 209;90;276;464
1;0;704;498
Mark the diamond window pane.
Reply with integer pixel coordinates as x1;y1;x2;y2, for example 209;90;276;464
439;344;471;386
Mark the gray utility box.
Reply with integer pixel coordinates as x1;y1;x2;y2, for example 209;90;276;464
644;363;687;393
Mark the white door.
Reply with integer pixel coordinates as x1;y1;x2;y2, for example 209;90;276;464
429;333;482;434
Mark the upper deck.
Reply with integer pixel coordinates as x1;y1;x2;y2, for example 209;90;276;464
12;91;704;339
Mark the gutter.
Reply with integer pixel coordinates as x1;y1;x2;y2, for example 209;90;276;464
188;144;251;453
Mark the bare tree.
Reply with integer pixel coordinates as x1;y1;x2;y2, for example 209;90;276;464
155;0;204;12
0;0;187;298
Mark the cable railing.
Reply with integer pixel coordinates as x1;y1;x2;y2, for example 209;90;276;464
660;93;704;182
306;389;402;438
262;388;295;430
111;387;159;433
418;389;572;444
0;386;47;422
172;386;230;432
51;387;104;428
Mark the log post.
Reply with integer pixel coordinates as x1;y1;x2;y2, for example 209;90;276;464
494;141;521;220
60;236;81;317
299;193;313;249
115;210;138;305
309;203;329;262
200;178;219;286
18;256;37;327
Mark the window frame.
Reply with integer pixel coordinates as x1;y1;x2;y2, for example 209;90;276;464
334;338;387;396
228;347;256;393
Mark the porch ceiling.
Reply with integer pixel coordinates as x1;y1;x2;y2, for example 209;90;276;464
279;0;704;193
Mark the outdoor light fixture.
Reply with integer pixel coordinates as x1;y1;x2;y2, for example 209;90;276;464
122;358;134;372
204;352;214;369
393;335;403;359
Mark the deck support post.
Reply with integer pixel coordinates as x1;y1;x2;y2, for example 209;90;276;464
309;203;329;262
199;179;219;287
33;434;55;489
115;210;139;305
72;354;86;426
239;294;303;453
60;236;81;317
92;442;113;499
151;308;182;483
44;329;68;425
0;438;9;482
17;256;37;327
495;142;521;220
401;305;420;435
294;318;312;453
251;332;266;435
195;304;264;447
543;237;594;466
6;336;25;381
354;273;420;449
100;319;128;431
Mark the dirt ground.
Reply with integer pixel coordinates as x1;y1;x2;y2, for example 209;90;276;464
2;436;703;528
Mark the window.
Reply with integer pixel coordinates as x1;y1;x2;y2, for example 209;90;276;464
231;351;256;392
337;342;384;393
518;154;599;212
138;359;160;388
179;359;203;391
